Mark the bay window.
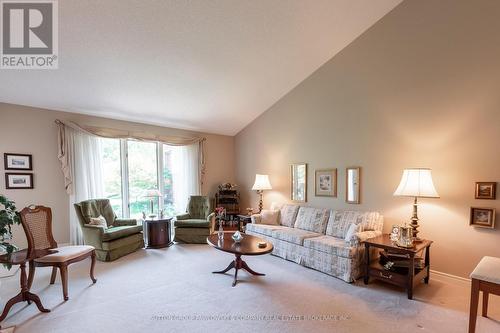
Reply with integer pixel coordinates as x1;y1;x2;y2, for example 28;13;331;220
99;139;199;218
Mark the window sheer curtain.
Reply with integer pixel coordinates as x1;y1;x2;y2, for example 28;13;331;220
62;128;104;245
171;144;200;214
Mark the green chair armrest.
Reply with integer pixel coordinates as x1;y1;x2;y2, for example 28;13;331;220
176;213;191;220
207;212;216;234
82;224;105;249
114;218;138;226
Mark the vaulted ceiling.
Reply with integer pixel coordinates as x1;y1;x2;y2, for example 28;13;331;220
0;0;402;135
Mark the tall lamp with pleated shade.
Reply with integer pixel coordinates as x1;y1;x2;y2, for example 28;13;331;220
394;168;439;240
252;174;272;213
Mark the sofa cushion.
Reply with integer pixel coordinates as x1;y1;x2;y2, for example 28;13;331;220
326;211;368;238
246;223;287;237
293;207;329;233
303;236;356;259
175;219;209;228
102;225;143;241
271;228;321;246
260;209;280;225
280;204;300;227
360;212;382;231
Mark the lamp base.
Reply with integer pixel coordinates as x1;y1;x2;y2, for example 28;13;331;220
257;190;263;213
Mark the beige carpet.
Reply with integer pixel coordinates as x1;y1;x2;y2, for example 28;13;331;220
0;245;498;333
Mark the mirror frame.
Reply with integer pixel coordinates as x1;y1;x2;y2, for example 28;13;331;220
290;163;307;202
346;167;361;204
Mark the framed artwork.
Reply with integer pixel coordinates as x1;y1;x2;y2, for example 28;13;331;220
346;167;361;204
4;153;33;171
475;182;496;200
291;163;307;202
315;169;337;197
470;207;495;229
5;173;34;189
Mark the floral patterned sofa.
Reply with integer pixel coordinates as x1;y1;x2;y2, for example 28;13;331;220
246;204;384;282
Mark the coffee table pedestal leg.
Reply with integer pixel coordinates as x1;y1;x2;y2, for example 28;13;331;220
213;254;265;287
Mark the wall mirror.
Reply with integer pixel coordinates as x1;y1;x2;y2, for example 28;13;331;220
346;167;361;204
291;163;307;202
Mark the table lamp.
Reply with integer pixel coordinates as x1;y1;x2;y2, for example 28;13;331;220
144;189;162;218
252;174;272;213
393;168;439;240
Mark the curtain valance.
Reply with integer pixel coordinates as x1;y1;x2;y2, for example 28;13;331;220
55;119;206;195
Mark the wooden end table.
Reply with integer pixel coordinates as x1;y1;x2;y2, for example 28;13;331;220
207;233;273;287
236;215;252;232
0;249;56;328
143;218;173;249
363;234;432;300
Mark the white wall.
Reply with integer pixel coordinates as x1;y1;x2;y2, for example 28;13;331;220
235;0;500;278
0;103;235;248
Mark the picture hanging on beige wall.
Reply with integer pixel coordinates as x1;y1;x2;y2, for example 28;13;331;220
469;207;495;229
315;169;337;197
475;182;496;200
346;167;361;204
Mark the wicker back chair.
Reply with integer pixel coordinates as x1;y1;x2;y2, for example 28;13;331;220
21;206;57;255
20;206;97;301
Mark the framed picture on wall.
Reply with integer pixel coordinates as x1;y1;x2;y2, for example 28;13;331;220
4;153;33;171
469;207;495;229
475;182;496;200
315;169;337;197
5;173;34;189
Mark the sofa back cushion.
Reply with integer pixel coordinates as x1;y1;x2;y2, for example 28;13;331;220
326;210;380;238
361;212;383;232
279;204;300;227
293;207;329;233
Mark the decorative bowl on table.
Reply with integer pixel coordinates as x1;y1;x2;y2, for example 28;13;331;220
232;231;243;243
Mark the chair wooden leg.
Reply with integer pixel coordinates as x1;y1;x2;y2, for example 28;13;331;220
482;291;489;317
50;267;57;284
59;265;69;301
27;261;35;290
90;251;97;284
469;279;480;333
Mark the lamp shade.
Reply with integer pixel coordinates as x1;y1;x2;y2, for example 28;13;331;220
393;168;439;198
252;174;272;191
143;189;162;198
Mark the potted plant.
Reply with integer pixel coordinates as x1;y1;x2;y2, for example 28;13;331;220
0;195;21;257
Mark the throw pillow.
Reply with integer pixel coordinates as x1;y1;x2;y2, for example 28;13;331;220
89;215;108;228
344;223;360;242
260;209;280;225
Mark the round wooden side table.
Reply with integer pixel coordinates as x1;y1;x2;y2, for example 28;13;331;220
143;218;173;249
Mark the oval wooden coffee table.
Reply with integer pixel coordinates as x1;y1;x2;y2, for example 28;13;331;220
207;233;273;287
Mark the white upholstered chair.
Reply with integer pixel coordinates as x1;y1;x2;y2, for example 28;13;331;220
469;256;500;333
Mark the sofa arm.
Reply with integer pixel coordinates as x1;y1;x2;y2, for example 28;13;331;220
348;230;382;247
114;218;138;226
176;213;190;220
250;214;262;224
82;224;105;249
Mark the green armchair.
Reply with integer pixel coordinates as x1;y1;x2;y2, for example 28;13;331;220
174;196;215;244
74;199;144;261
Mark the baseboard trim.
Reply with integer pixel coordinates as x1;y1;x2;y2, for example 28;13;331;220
430;269;470;283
